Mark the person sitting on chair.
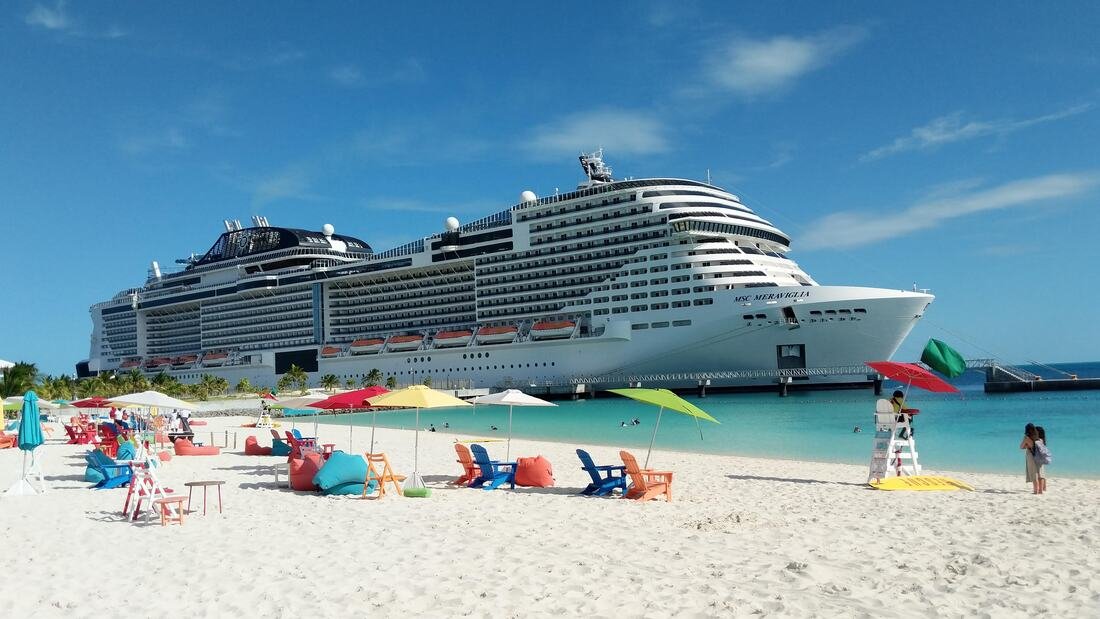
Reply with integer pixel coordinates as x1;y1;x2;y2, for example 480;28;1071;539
891;390;916;438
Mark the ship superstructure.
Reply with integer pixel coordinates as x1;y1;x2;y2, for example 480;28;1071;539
81;153;933;390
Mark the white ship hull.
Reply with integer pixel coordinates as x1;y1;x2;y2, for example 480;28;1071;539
146;286;930;390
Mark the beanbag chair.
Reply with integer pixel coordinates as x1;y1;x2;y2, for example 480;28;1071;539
271;438;292;457
84;465;105;484
288;452;325;491
313;451;376;495
115;441;137;461
173;438;221;456
515;456;555;487
244;435;273;456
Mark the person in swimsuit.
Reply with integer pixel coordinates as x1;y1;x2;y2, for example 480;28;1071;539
1020;423;1039;494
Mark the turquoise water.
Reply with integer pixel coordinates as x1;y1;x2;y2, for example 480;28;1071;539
318;364;1100;478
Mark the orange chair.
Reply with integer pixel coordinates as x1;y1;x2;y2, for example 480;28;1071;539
0;432;16;449
363;453;405;498
619;450;673;502
453;443;479;486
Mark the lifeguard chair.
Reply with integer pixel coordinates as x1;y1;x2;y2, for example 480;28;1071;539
868;399;921;482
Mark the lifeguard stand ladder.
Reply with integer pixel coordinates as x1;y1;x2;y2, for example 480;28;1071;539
868;399;921;483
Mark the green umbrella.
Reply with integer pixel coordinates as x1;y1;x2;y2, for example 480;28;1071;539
608;388;719;468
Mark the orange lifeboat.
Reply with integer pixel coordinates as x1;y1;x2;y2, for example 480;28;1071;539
320;346;342;358
433;330;473;348
350;338;385;354
172;354;198;367
476;326;518;344
120;357;143;369
530;320;576;340
145;357;173;369
386;334;424;351
201;351;229;366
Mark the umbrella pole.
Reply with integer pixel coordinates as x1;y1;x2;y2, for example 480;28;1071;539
414;407;420;473
348;416;353;452
644;407;664;469
369;409;377;454
507;404;513;462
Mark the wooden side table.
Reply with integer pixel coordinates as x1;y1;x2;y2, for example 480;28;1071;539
184;480;225;515
152;496;186;526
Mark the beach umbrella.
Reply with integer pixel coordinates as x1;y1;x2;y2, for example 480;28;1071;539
472;389;556;461
108;390;195;409
607;388;719;468
71;396;113;408
309;386;389;451
865;362;958;394
6;391;45;495
366;385;472;489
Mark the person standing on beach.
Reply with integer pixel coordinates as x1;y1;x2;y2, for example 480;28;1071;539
1035;426;1049;494
1021;423;1039;494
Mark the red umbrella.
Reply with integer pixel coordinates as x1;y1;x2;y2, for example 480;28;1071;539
71;396;113;408
308;386;390;410
260;392;277;401
865;362;959;393
308;386;391;453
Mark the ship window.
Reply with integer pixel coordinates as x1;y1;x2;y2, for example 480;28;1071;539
755;313;766;319
809;310;822;316
671;288;689;295
673;320;692;327
825;310;836;315
632;323;648;330
612;307;628;314
594;308;609;315
854;308;867;313
631;305;648;312
839;309;851;314
651;302;669;310
651;321;669;328
742;314;754;320
693;298;714;306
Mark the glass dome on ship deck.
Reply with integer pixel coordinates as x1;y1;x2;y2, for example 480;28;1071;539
190;226;371;268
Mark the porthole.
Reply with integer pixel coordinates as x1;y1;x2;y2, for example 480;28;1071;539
406;358;410;364
462;354;467;359
485;353;490;358
427;357;432;362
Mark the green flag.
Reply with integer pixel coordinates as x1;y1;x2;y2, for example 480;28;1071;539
921;339;966;378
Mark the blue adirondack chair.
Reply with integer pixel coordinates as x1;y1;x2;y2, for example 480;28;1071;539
85;449;134;489
469;444;516;491
576;449;627;496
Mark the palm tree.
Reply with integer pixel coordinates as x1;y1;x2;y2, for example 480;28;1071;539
344;377;356;390
280;364;309;395
55;374;75;400
125;368;150;393
235;377;253;395
364;368;383;387
422;376;432;387
385;375;397;389
319;374;339;393
0;361;38;397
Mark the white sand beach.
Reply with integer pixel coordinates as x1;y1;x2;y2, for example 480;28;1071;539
1;415;1097;617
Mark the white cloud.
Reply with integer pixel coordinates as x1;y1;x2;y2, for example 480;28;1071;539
862;104;1092;161
704;27;866;96
329;64;363;86
524;109;669;159
25;1;70;30
800;172;1099;250
252;165;318;206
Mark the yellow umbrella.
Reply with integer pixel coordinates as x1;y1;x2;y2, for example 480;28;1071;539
366;385;472;489
607;388;719;468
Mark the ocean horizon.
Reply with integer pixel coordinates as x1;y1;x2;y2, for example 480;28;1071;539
317;361;1100;478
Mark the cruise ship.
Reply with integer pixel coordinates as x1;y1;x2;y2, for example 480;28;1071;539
79;152;933;392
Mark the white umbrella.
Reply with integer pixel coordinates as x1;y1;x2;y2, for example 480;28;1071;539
472;389;557;461
108;390;194;409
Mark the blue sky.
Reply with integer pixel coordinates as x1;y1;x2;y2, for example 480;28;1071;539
2;2;1098;375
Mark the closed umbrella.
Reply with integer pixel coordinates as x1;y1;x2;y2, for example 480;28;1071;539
472;389;556;461
5;391;46;495
366;385;472;489
607;388;719;468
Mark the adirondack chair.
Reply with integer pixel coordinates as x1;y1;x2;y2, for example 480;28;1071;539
576;449;627;496
469;444;516;491
86;450;134;490
0;432;16;449
63;424;83;444
285;431;318;459
619;450;672;502
363;453;405;498
453;443;480;486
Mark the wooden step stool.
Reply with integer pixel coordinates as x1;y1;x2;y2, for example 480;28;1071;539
153;496;186;527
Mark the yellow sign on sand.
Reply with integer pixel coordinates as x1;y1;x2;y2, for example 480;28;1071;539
870;476;974;491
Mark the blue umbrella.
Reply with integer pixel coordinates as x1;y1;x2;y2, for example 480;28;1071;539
17;391;44;451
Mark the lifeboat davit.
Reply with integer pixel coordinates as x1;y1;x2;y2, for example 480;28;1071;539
433;330;473;348
201;352;229;366
530;320;576;340
350;338;385;355
120;357;143;369
386;335;424;351
476;326;518;344
320;346;342;358
172;354;198;367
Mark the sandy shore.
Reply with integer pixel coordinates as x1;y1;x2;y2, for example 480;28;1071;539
1;416;1096;617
